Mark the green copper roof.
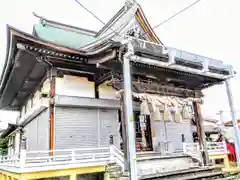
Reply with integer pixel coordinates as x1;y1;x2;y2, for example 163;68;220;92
34;23;96;49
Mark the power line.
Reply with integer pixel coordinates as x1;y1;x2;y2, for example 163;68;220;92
152;0;203;30
74;0;106;26
74;0;203;42
74;0;126;40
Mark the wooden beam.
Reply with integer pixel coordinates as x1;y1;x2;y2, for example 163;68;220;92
108;80;200;98
193;101;210;166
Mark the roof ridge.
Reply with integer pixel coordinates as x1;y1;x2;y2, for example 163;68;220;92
95;6;126;37
96;0;139;37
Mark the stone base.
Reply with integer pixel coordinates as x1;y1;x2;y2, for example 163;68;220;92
137;153;196;176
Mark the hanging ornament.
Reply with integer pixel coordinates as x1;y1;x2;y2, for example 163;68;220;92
164;104;172;121
151;107;161;121
182;104;190;119
170;98;182;123
140;100;150;115
174;107;182;123
147;96;156;113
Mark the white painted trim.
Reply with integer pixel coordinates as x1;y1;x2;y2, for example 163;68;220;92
0;146;123;173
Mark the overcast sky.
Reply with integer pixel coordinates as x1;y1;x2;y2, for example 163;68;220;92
0;0;240;123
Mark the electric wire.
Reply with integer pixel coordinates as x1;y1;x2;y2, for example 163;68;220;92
74;0;126;40
73;0;203;44
152;0;203;29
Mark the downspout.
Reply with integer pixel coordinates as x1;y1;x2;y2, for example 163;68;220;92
119;44;129;172
36;56;56;156
225;79;240;167
122;41;138;180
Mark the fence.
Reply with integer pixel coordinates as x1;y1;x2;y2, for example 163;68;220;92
0;146;124;172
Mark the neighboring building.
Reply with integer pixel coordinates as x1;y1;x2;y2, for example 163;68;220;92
192;118;219;142
192;118;219;134
0;0;234;179
0;123;19;155
220;120;240;142
224;120;240;126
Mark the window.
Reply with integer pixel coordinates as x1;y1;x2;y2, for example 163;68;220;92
134;111;142;139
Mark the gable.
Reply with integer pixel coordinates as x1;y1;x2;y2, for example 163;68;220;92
96;1;162;44
135;7;162;44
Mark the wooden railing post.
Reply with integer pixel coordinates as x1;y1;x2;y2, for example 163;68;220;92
19;136;27;168
19;150;26;168
109;146;114;162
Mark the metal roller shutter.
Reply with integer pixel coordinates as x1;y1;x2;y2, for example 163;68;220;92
37;110;49;150
99;108;120;148
54;107;98;149
153;121;167;142
165;120;193;152
23;110;49;151
23;118;38;151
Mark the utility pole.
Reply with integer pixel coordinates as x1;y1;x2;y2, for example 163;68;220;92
225;79;240;167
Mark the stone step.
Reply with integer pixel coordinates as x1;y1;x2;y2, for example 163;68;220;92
182;171;223;180
137;151;184;157
137;152;162;157
107;166;122;171
140;167;223;180
137;153;190;161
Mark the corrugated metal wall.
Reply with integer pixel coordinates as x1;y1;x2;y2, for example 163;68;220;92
165;120;193;152
152;111;193;152
37;110;50;150
152;121;167;142
53;106;192;152
54;107;120;149
99;108;120;149
54;107;98;149
23;109;49;151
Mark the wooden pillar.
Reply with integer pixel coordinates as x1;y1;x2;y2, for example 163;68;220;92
2;174;6;180
48;68;57;156
193;100;209;166
223;154;230;168
70;174;77;180
94;81;99;99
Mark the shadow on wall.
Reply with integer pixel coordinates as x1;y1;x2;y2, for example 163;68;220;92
35;172;104;179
